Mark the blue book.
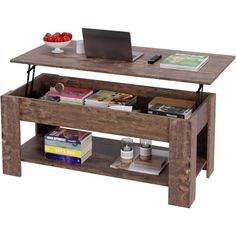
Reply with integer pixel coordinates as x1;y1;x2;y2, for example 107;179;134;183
45;153;81;164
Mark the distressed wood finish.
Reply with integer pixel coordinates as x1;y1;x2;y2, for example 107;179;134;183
10;41;235;85
18;97;169;142
10;73;209;102
168;117;197;208
206;94;216;177
196;94;216;178
190;96;209;134
22;135;169;186
3;35;230;207
1;95;21;176
2;72;218;207
10;73;49;98
21;134;206;186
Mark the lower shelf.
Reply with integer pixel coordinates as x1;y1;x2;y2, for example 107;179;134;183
21;135;206;186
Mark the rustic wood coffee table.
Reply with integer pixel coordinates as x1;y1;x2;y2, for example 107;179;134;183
1;41;234;207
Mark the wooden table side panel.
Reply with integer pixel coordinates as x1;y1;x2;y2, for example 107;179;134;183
18;97;169;141
190;96;208;134
168;117;197;208
206;94;216;177
1;95;21;176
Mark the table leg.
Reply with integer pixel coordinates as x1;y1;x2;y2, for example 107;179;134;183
1;95;21;176
168;117;197;207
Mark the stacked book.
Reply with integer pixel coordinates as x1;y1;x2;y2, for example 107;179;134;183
44;127;92;164
148;96;196;119
45;86;93;105
160;53;209;72
85;90;137;110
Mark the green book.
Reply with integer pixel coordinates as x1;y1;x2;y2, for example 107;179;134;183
160;53;209;72
60;100;83;105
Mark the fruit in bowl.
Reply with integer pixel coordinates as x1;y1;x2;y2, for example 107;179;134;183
43;32;73;53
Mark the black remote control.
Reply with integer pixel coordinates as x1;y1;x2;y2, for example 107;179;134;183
148;54;162;64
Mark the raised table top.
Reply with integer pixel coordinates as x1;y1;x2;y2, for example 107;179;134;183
11;40;234;85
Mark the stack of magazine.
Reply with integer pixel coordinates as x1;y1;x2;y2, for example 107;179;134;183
85;90;137;109
160;53;209;72
45;86;93;105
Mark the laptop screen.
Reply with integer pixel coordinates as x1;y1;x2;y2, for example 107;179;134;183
82;28;133;61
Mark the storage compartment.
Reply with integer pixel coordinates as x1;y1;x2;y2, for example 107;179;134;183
4;73;210;185
9;73;210;141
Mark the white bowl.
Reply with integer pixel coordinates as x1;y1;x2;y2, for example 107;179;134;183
44;40;72;53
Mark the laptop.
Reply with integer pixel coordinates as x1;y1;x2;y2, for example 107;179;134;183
82;28;144;62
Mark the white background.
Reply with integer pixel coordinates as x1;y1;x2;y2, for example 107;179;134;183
0;0;236;235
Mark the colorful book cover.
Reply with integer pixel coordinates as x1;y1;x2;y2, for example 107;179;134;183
85;90;136;107
45;150;92;164
46;86;93;100
45;128;91;144
45;145;82;158
109;93;136;106
45;136;92;149
148;104;192;119
160;53;209;71
85;90;117;103
45;139;81;149
45;152;82;164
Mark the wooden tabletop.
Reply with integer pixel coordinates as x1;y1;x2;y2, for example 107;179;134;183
11;40;234;85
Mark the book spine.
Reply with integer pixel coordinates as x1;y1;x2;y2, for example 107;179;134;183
148;110;185;119
60;101;84;105
45;139;81;150
45;153;81;164
45;145;82;158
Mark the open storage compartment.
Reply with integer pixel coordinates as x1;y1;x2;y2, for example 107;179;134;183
4;41;233;207
6;73;210;186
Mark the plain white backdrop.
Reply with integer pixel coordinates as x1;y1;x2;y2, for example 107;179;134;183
0;0;236;235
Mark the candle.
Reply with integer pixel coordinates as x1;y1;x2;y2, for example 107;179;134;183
140;139;152;148
123;144;131;151
120;138;134;163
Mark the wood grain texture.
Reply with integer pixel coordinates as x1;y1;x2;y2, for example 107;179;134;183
10;41;235;85
206;94;216;177
21;134;206;186
18;97;169;141
10;73;209;102
21;135;169;186
11;73;48;98
196;94;216;178
1;95;21;176
168;117;197;208
190;96;208;135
